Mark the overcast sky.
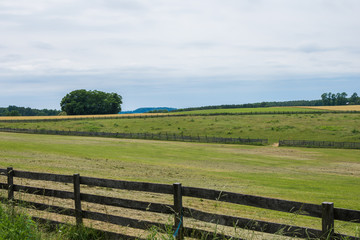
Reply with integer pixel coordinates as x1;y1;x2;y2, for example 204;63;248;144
1;0;359;111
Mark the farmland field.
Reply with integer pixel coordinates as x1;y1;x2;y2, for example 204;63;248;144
2;131;360;205
304;105;360;111
1;107;360;237
1;112;360;144
0;105;357;122
170;106;330;115
0;132;360;236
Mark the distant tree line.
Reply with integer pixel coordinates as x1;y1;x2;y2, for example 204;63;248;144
0;105;61;117
174;100;323;112
174;92;360;112
321;92;360;106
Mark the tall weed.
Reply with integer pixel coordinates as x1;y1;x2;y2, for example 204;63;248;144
0;202;41;240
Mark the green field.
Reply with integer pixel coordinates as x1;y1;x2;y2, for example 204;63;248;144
1;112;360;144
0;132;360;235
171;106;327;115
1;132;359;207
1;108;360;237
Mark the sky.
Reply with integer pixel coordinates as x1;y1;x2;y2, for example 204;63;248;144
0;0;360;111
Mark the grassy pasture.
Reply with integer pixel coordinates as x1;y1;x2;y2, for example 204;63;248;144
171;106;328;115
0;132;359;236
0;106;358;122
1;112;360;144
0;105;348;122
0;107;325;120
1;107;360;236
1;132;359;207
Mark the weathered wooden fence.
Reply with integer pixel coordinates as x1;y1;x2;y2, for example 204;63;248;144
279;140;360;150
0;168;359;239
0;128;268;145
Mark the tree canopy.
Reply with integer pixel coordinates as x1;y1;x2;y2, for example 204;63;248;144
321;92;360;106
60;90;122;115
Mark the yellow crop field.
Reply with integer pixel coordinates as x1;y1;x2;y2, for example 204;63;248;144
303;105;360;111
0;113;165;121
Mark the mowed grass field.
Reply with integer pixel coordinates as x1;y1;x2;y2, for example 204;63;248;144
1;111;360;144
2;132;360;206
0;132;360;235
1;106;360;236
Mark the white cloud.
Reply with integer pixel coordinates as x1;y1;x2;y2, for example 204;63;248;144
0;0;359;109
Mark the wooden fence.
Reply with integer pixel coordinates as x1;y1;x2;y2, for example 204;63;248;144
279;140;360;150
0;167;359;239
0;128;268;145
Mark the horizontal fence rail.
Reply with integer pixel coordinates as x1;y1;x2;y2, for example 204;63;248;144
0;127;268;145
0;110;359;123
0;167;359;239
279;140;360;150
182;186;323;218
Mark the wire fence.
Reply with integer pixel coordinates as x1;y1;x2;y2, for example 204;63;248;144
279;139;360;149
0;127;268;145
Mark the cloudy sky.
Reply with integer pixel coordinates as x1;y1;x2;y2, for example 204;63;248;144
1;0;359;111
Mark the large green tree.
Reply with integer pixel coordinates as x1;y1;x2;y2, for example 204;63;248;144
60;89;122;115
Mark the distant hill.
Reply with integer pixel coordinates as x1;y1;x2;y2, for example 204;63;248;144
120;107;177;114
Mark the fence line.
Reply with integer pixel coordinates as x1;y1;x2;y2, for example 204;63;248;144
3;127;360;150
0;127;268;145
0;167;359;239
279;140;360;149
0;110;359;123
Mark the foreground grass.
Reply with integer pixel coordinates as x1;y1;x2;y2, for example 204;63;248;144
0;201;41;239
1;204;356;240
1;132;360;237
0;200;107;240
1;113;360;144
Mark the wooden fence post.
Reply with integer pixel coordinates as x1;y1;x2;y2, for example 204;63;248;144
73;174;83;226
173;183;184;240
7;167;14;201
322;202;334;239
